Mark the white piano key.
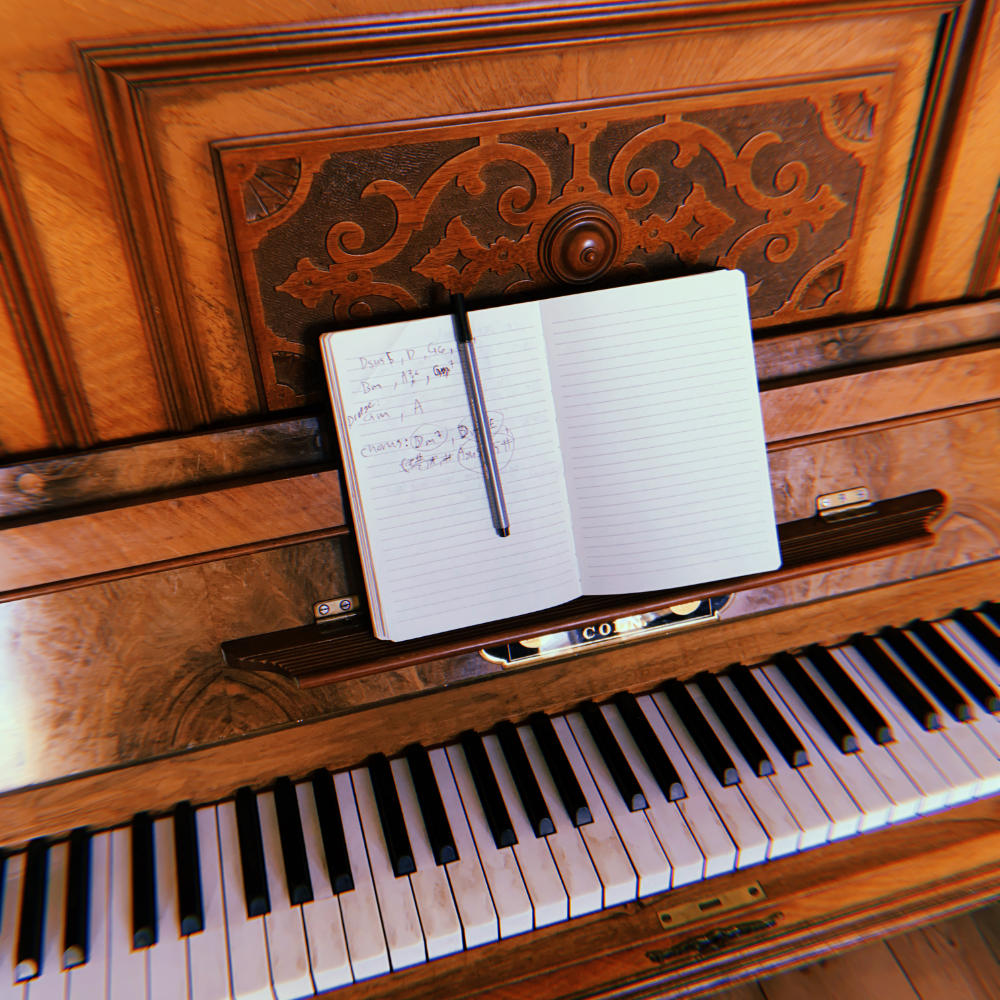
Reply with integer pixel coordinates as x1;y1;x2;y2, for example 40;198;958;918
427;749;499;948
330;771;390;981
797;657;923;823
255;792;314;1000
0;853;26;1000
481;735;567;928
516;724;603;916
294;782;352;993
760;666;893;833
148;819;189;1000
186;809;233;1000
389;758;463;958
24;841;68;1000
444;744;533;939
350;768;426;970
333;771;391;980
598;704;704;886
717;676;832;849
216;801;274;1000
548;717;637;908
686;685;802;859
564;712;671;897
66;832;109;1000
835;647;956;812
109;827;149;1000
876;638;1000;795
645;693;754;871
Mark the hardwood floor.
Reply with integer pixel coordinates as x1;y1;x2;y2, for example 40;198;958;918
712;903;1000;1000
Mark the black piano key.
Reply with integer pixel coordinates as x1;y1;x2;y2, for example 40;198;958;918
172;801;204;936
405;745;458;865
273;777;315;903
851;634;942;731
694;672;774;777
728;665;809;768
528;713;592;827
804;643;894;744
578;702;647;811
495;721;555;838
773;651;859;754
980;602;1000;633
63;827;91;968
130;812;157;949
367;753;416;877
955;607;1000;662
310;769;354;893
459;730;517;848
880;626;973;722
660;680;740;786
14;837;48;980
611;691;686;800
234;786;270;917
911;620;1000;715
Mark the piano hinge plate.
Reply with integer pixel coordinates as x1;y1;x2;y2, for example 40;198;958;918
816;485;873;521
312;594;363;624
657;882;766;931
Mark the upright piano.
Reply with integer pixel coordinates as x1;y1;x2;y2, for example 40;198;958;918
0;0;999;997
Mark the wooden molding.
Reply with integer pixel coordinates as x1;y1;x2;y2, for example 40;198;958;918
73;0;953;429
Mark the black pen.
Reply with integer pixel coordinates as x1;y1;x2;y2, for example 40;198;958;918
451;293;510;537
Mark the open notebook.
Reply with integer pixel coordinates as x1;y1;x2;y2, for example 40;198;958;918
320;270;780;641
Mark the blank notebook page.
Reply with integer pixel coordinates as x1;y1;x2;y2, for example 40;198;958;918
541;270;780;594
321;302;580;641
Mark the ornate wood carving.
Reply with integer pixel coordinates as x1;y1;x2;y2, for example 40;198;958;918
216;80;886;407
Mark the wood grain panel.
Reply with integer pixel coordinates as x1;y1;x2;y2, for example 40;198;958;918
0;470;346;595
0;124;90;453
760;344;1000;444
78;5;941;424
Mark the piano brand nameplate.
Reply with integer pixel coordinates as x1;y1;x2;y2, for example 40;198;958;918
481;596;732;668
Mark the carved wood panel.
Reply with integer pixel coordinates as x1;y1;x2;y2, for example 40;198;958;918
216;79;888;407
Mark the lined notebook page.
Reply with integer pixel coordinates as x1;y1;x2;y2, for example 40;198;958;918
541;270;780;594
320;302;580;641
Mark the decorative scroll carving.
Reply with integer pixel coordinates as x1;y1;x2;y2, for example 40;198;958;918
216;82;885;408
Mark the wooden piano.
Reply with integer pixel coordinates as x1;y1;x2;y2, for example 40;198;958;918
1;0;999;996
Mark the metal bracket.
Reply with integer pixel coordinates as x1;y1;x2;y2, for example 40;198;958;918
816;485;874;521
312;594;362;625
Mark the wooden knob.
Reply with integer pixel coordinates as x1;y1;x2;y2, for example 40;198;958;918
539;203;620;285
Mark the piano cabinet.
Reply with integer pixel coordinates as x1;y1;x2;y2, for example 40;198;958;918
0;0;999;997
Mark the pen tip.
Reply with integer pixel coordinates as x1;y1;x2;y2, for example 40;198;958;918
499;527;510;538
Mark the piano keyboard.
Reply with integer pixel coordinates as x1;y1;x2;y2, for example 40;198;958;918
2;604;1000;1000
